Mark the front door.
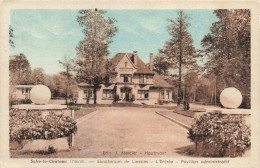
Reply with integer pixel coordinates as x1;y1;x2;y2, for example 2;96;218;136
121;87;132;102
125;90;130;101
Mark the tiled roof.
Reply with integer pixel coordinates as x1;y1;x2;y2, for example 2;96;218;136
134;56;154;74
151;72;173;88
111;53;130;66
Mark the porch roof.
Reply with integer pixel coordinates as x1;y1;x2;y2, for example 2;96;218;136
15;85;34;88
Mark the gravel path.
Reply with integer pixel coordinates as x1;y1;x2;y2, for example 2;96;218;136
56;107;193;158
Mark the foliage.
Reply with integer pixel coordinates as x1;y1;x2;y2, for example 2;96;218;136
201;9;250;108
58;55;74;104
9;25;15;48
74;9;118;104
42;71;78;99
113;94;120;104
160;10;198;105
9;109;77;142
9;53;33;85
32;67;45;85
153;52;171;75
9;54;33;106
188;113;251;157
183;70;199;101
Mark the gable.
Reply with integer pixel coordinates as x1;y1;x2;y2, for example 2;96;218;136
118;54;136;69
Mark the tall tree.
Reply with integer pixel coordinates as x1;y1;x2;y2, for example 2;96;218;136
32;68;45;85
201;9;250;108
9;54;33;105
58;55;74;104
9;53;33;85
162;10;198;105
75;9;117;104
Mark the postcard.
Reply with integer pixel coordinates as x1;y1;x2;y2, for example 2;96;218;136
0;0;259;167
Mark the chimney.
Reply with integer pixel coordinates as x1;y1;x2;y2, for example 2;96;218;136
133;51;138;66
149;53;153;71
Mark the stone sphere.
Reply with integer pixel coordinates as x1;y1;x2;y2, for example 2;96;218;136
30;85;51;105
220;87;242;109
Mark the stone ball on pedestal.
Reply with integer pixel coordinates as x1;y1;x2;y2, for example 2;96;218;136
30;85;51;105
220;87;242;109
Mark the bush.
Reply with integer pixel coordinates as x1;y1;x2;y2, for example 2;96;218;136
21;98;32;104
9;109;77;142
188;113;250;157
113;94;120;104
10;98;32;106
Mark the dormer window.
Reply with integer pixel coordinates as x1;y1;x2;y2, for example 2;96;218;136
130;55;135;64
120;74;132;83
124;76;128;82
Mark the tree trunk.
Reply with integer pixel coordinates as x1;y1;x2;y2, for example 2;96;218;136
214;78;217;105
86;89;90;104
94;84;97;104
177;18;183;106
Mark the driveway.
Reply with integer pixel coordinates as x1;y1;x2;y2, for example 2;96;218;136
53;107;193;158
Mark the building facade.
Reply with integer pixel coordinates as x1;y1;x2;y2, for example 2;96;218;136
77;51;174;105
14;85;34;100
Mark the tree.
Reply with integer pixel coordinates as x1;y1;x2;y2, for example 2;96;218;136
32;68;45;85
201;9;250;108
183;70;199;102
75;9;117;104
58;55;74;104
9;53;33;85
9;54;33;105
161;10;198;105
153;51;171;75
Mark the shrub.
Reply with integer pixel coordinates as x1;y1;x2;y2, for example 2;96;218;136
21;98;32;104
9;109;77;142
188;113;250;157
113;94;120;104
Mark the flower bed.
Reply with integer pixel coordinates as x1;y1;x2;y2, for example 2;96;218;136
9;109;77;143
188;112;250;157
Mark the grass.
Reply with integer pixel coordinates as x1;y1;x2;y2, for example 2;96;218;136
69;103;178;110
158;110;194;126
73;107;97;120
175;143;250;157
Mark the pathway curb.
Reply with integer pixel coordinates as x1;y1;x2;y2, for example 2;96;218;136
76;107;99;124
155;111;191;130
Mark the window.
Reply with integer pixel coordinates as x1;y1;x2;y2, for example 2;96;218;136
125;61;128;68
138;90;149;99
160;90;165;99
103;89;114;98
166;90;170;99
124;76;128;82
120;74;132;83
84;90;94;98
139;75;147;83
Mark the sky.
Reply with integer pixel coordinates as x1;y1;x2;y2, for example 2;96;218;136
10;9;219;75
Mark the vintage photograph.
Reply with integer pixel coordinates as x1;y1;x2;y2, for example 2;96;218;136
8;8;251;159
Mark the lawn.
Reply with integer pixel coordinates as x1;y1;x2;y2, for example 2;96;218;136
73;107;97;120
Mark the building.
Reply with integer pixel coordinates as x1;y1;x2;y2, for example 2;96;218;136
77;51;174;105
14;85;34;100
